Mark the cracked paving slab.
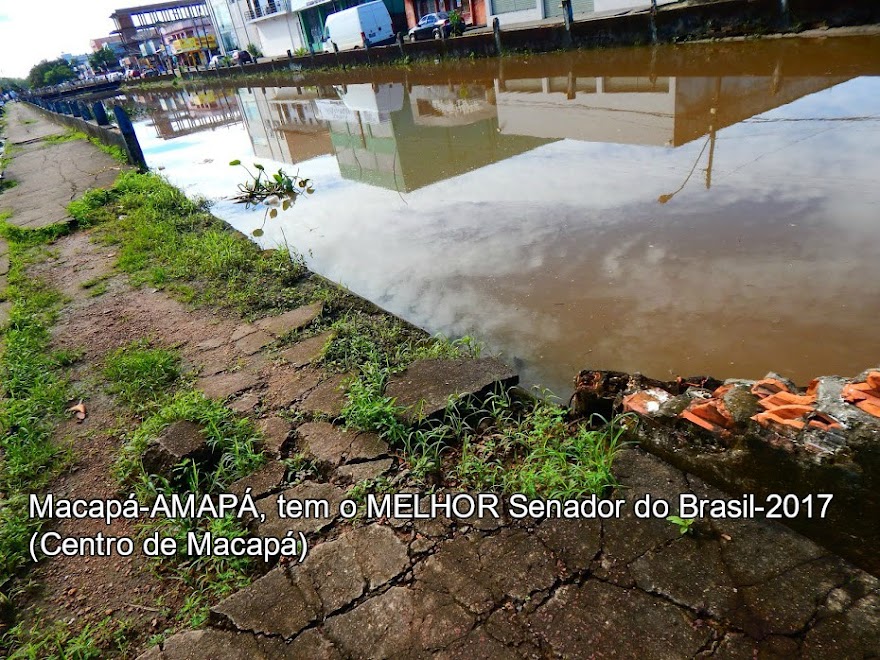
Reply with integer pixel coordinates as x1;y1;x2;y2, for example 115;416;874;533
211;524;409;639
139;451;880;658
1;105;124;229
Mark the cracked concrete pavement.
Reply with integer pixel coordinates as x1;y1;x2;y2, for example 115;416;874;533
1;102;125;229
140;443;880;658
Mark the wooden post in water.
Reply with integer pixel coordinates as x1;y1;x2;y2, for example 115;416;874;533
112;105;148;172
493;17;502;55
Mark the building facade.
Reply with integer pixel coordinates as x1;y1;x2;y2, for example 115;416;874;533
111;0;219;69
403;0;486;31
213;0;406;58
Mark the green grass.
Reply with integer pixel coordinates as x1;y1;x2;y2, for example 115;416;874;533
87;137;127;164
0;222;70;599
2;614;133;659
72;171;310;316
103;341;181;413
114;389;266;498
42;130;87;145
111;388;267;630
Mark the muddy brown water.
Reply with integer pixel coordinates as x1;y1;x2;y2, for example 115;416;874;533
124;36;880;397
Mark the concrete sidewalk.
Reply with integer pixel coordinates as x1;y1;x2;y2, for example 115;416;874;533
0;102;125;229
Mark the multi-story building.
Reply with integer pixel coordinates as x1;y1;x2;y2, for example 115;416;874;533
111;0;219;69
210;0;406;58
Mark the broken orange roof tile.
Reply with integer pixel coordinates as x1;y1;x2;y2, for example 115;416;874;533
622;388;671;416
808;415;843;431
757;391;816;410
857;401;880;417
842;379;880;419
681;409;727;434
679;399;734;433
751;378;793;399
753;410;806;431
713;384;734;398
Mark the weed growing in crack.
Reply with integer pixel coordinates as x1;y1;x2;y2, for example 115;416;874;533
346;476;396;522
667;515;696;535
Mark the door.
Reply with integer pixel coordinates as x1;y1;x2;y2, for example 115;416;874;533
542;0;592;18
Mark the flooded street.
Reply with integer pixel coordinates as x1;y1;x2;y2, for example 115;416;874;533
126;37;880;397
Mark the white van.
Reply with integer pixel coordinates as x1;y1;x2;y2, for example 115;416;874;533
322;1;394;52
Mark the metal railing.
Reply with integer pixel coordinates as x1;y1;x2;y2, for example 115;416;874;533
244;0;290;20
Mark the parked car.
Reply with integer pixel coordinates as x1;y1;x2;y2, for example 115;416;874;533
208;54;225;69
125;69;141;79
142;68;159;78
231;49;253;65
408;12;452;41
322;1;394;52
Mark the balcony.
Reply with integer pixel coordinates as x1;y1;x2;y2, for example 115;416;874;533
244;0;291;21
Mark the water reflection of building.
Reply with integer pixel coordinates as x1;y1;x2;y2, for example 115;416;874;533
235;69;853;192
494;74;849;147
238;82;550;191
137;89;242;139
238;85;337;162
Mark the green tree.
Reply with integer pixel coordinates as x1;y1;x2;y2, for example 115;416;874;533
89;46;120;72
27;59;76;88
0;77;26;93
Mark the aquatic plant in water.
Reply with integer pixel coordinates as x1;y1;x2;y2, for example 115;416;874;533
230;160;314;236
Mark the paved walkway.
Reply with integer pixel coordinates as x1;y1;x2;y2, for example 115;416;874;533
0;103;124;229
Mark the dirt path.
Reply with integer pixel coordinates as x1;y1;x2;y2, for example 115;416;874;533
1;103;878;658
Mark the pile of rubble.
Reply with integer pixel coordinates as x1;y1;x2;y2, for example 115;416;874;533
571;367;880;575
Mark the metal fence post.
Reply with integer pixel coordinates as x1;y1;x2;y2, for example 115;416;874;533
93;102;110;126
112;105;148;171
80;102;94;121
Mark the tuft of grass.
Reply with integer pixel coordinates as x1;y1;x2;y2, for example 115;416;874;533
42;130;87;145
114;389;266;498
137;514;256;629
86;171;309;316
88;136;128;164
103;340;181;412
498;406;626;498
